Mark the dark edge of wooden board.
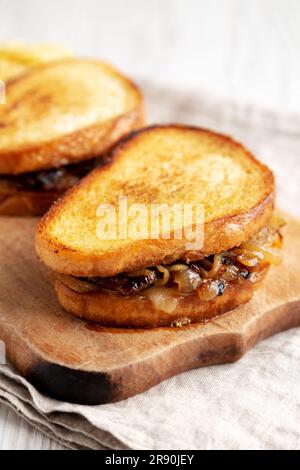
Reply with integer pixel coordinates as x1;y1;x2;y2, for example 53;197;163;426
7;300;300;405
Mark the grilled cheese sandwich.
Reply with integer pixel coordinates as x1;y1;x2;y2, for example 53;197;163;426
36;125;283;327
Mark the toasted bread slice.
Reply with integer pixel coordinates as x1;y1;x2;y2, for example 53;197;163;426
36;125;274;277
54;264;268;328
0;59;144;174
0;42;72;81
0;58;27;82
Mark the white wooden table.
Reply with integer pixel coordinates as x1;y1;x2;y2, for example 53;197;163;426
0;0;299;450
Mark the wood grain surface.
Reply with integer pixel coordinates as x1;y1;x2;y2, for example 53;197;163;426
0;214;299;405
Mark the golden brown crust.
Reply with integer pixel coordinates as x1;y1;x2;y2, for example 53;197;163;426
0;59;144;174
54;265;268;328
37;194;274;276
0;109;144;175
36;125;275;277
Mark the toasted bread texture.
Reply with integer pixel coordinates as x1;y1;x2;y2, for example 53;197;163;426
54;265;268;327
36;125;274;277
0;42;72;81
0;59;144;174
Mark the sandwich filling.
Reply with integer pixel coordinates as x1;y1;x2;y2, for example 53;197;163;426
55;213;284;314
0;156;105;194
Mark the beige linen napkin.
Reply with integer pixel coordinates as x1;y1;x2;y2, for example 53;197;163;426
0;82;300;450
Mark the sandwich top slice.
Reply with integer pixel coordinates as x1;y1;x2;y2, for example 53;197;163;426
36;125;283;328
0;41;72;81
0;59;144;215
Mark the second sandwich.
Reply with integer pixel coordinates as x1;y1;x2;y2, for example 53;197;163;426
0;58;144;215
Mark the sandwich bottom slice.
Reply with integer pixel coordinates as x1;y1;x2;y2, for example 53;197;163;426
0;156;106;216
53;212;284;328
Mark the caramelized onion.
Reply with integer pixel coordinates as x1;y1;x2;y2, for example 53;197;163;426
237;252;259;267
168;264;188;272
221;264;240;281
194;265;210;278
272;232;283;249
198;280;220;301
173;268;202;293
240;243;266;258
198;259;212;271
204;254;222;278
248;213;285;247
145;287;178;313
63;214;283;307
239;242;281;266
154;265;170;286
55;274;99;293
257;246;281;265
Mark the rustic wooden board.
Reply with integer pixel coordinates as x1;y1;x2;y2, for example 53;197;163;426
0;214;300;405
